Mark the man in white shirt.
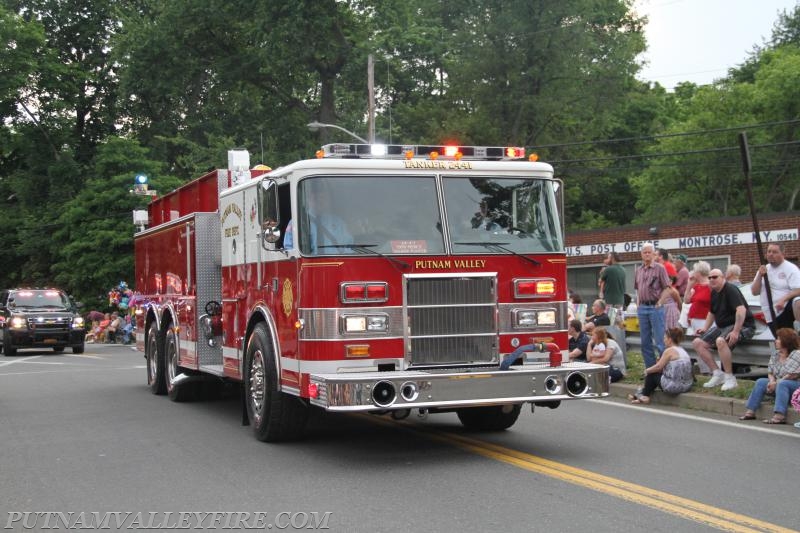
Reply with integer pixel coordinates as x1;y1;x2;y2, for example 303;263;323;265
751;243;800;336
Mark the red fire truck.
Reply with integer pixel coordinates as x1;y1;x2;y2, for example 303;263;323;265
134;144;609;441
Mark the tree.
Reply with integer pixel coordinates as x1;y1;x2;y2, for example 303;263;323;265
51;137;183;309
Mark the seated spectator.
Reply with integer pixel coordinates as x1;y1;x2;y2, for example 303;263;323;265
693;269;756;391
624;293;637;315
85;320;101;343
628;327;694;404
121;314;134;344
586;327;626;382
106;312;122;343
583;299;611;333
725;264;742;287
738;328;800;424
96;314;112;343
567;319;590;361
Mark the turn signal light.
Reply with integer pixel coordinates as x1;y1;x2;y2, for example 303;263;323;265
514;278;557;299
341;282;389;303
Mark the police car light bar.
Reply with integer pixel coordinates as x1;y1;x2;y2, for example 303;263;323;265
319;143;528;161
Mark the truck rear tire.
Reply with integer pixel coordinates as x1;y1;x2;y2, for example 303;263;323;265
146;322;166;395
456;404;522;431
244;323;308;442
165;327;195;402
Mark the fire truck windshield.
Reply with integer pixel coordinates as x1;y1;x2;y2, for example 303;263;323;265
296;175;562;256
444;176;563;254
297;176;445;256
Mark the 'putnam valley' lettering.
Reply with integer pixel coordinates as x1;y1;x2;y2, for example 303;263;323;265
414;259;486;269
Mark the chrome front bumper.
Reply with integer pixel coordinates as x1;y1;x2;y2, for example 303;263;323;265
309;362;610;412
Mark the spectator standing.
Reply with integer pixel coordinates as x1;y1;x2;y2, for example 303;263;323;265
657;248;678;279
693;269;756;391
750;243;800;336
599;252;626;321
659;282;682;330
684;261;713;373
635;243;671;367
725;264;742;287
567;319;590;361
738;328;800;424
628;328;694;404
586;327;626;382
674;254;690;297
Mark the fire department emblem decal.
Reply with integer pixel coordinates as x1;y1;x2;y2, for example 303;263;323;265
281;279;293;317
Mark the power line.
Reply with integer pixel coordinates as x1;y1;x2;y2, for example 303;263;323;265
534;118;800;150
548;139;800;165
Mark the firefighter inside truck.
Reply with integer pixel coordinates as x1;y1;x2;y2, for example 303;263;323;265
301;180;354;254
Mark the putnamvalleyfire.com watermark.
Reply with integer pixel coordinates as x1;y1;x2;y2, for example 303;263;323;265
5;511;333;530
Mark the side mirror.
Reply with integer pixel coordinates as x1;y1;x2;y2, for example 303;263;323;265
262;222;281;245
258;179;280;250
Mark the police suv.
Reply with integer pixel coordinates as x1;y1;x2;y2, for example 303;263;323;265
0;288;85;356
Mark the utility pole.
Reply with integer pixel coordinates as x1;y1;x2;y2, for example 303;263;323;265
367;54;375;143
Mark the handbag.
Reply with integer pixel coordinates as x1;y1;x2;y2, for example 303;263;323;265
791;386;800;414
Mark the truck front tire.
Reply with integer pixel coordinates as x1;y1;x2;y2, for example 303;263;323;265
456;404;522;431
244;323;308;442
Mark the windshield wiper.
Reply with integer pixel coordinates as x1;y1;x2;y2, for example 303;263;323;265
454;242;541;267
317;244;410;270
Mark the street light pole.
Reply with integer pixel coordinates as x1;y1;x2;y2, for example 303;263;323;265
306;121;368;143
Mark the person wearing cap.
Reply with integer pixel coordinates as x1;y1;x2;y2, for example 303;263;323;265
674;254;690;297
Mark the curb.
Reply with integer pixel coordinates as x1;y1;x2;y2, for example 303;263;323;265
609;382;800;425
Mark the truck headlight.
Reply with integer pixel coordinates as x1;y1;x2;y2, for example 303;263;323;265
10;316;27;329
512;308;556;328
341;314;389;334
72;316;85;329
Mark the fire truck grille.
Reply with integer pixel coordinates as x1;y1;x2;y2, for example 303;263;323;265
406;276;497;366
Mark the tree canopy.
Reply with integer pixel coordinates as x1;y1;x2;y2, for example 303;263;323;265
0;0;797;308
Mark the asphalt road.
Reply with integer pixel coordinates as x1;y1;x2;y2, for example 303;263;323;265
1;344;798;532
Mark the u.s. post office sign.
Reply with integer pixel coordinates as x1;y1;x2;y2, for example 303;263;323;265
566;228;798;258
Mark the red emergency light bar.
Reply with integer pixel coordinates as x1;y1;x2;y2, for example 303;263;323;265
320;143;530;161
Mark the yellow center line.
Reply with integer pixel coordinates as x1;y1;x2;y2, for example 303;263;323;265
365;416;795;533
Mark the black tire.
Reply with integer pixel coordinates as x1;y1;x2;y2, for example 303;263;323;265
456;404;522;431
244;323;308;442
3;331;16;357
53;347;65;353
146;322;166;395
165;327;195;402
72;343;84;354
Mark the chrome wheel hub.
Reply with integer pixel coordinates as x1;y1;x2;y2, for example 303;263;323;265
249;350;266;415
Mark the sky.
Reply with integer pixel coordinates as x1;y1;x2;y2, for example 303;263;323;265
634;0;798;89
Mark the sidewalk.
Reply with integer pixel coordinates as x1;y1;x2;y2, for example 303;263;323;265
609;382;800;426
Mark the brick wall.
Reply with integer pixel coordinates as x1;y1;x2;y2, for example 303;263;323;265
565;212;799;280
